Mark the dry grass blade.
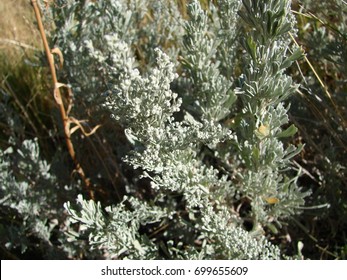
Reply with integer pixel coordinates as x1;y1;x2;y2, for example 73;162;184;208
68;117;102;137
51;47;64;69
289;32;347;133
0;38;40;51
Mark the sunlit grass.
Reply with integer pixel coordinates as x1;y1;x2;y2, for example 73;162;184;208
0;0;55;153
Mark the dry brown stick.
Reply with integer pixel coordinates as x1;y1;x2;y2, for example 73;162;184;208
31;0;94;199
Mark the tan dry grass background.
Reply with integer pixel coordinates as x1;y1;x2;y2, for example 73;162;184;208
0;0;54;151
0;0;42;62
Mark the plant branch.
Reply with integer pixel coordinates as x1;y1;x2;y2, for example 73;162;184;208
31;0;94;199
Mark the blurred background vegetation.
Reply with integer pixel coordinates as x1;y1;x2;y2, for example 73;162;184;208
0;0;346;259
0;0;55;154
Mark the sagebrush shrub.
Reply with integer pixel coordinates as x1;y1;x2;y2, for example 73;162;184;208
0;0;313;259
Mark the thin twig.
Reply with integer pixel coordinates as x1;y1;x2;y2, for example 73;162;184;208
31;0;94;199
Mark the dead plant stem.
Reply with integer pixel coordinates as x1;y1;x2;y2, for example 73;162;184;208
31;0;94;199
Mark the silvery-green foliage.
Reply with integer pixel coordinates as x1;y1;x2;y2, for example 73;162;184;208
64;194;169;259
214;0;242;77
55;0;308;259
53;0;183;102
233;0;309;228
199;205;281;259
104;46;231;211
130;0;185;65
53;0;134;100
104;49;181;137
180;0;237;123
0;137;99;259
0;139;58;254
